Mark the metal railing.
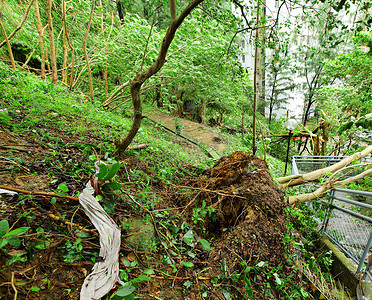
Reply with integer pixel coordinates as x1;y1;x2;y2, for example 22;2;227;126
292;156;372;279
320;188;372;278
291;155;346;175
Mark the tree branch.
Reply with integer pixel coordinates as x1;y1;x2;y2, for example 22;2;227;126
276;145;372;189
0;0;35;49
287;167;372;205
170;0;176;20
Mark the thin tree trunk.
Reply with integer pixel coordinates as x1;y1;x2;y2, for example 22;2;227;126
61;0;74;90
34;0;45;79
114;0;204;152
98;0;108;99
46;0;57;83
0;0;35;49
61;0;68;83
252;0;260;155
83;0;95;101
116;0;124;25
0;17;16;69
321;120;329;156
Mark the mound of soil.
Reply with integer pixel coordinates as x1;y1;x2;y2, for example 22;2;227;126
172;151;306;299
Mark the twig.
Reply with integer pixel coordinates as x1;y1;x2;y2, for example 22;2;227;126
180;190;202;215
0;185;79;201
0;157;30;173
11;272;17;300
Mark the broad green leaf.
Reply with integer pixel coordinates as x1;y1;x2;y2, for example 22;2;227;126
0;239;8;248
8;237;21;248
183;229;194;247
33;241;51;250
97;164;108;180
4;227;30;238
199;239;211;251
143;269;155;275
181;261;194;268
102;162;120;181
114;285;136;297
102;182;122;191
0;220;9;237
57;182;69;192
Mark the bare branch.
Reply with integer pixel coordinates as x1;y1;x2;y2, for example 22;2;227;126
276;145;372;189
170;0;176;20
287;167;372;205
0;0;35;49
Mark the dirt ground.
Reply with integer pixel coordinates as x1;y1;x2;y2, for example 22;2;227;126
0;122;313;299
144;109;227;159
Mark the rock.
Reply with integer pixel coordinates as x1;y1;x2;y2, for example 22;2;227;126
122;218;155;251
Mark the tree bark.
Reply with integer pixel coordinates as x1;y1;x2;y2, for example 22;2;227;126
276;145;372;189
0;0;35;49
114;0;205;152
83;0;95;101
116;0;124;25
287;167;372;205
0;17;16;69
46;0;57;83
34;0;45;79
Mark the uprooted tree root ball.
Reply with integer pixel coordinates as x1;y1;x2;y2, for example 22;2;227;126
166;151;309;299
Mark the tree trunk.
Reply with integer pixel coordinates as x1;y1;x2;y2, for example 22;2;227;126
34;0;45;79
46;0;57;83
321;120;329;156
287;167;372;205
61;0;68;83
0;17;16;69
83;0;95;101
61;0;74;90
0;0;35;49
114;0;204;153
116;0;124;25
276;145;372;189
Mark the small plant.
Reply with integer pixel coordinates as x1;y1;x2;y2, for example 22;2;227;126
63;238;83;264
0;220;30;265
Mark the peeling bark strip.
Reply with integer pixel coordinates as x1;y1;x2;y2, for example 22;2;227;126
276;145;372;189
114;0;205;152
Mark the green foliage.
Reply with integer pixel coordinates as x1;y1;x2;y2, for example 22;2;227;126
63;238;84;264
0;220;30;265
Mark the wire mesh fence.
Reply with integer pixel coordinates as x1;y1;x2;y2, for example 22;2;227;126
292;156;372;279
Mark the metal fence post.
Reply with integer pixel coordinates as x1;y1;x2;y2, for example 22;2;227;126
357;229;372;274
321;189;335;235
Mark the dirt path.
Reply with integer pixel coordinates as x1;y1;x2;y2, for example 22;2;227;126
144;109;227;159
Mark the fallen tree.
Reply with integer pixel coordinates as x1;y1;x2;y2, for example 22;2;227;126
276;145;372;189
275;145;372;205
286;164;372;205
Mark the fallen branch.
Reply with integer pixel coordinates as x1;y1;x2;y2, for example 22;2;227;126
276;145;372;189
127;143;149;150
287;167;372;205
0;185;79;201
100;80;130;107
